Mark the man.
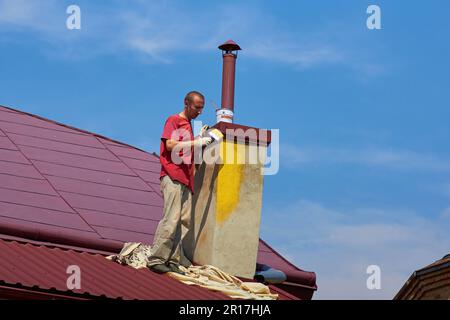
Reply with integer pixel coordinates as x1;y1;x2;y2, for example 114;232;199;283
147;91;212;274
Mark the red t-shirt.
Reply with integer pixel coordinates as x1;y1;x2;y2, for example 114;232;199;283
160;114;195;193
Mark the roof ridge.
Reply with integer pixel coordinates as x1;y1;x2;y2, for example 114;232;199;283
259;238;310;273
418;254;450;271
394;256;450;299
0;104;150;155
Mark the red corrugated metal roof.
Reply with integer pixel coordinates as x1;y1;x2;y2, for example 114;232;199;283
0;239;228;299
0;104;316;299
0;238;297;300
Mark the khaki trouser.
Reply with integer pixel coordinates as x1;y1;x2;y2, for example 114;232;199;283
147;175;192;268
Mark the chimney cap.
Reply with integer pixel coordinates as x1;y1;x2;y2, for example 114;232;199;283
218;39;242;52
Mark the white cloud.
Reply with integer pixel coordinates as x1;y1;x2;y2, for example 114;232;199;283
106;1;346;68
245;40;343;69
329;224;414;246
422;182;450;199
281;144;450;172
441;206;450;218
261;199;450;299
0;0;365;70
0;0;43;26
0;0;61;32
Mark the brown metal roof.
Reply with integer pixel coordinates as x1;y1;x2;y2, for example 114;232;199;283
394;254;450;300
0;104;316;299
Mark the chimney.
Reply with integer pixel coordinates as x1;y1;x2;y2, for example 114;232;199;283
216;39;241;123
185;40;271;279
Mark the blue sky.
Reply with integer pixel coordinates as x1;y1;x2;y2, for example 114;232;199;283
1;0;449;299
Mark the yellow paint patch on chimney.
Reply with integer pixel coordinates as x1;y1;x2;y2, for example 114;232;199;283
216;141;245;224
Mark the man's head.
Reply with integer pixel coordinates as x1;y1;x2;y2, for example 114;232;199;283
184;91;205;120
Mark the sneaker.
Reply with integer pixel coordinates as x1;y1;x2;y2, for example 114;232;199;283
148;263;171;274
166;262;185;275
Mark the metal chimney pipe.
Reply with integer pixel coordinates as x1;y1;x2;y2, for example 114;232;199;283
221;53;236;112
217;39;241;123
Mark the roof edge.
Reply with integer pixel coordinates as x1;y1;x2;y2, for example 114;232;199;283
0;104;150;154
0;284;91;300
258;238;317;289
394;262;450;299
259;238;315;274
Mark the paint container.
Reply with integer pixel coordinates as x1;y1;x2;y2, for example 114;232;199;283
216;109;234;123
207;128;224;143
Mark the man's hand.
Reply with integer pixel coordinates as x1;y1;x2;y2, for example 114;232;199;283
199;125;210;137
195;137;212;147
167;136;212;152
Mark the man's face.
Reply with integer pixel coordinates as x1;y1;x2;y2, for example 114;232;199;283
185;95;204;120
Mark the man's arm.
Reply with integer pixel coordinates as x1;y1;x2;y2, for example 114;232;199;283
165;139;189;152
165;137;212;152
